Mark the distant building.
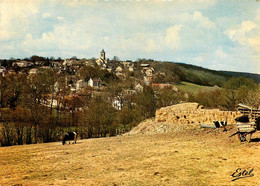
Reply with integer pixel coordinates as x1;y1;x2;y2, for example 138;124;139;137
12;60;28;67
140;64;150;68
128;67;134;72
122;61;134;68
29;68;39;75
142;67;154;86
0;66;6;73
0;66;7;77
96;49;108;67
116;66;123;72
112;96;123;110
88;77;102;88
100;49;105;60
135;83;143;92
76;79;87;90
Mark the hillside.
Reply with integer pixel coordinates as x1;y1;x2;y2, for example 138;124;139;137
0;128;259;185
176;81;219;93
220;71;260;84
174;62;260;85
174;63;229;86
146;61;260;87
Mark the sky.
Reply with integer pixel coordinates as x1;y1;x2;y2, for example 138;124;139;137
0;0;260;74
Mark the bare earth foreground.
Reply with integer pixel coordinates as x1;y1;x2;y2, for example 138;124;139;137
0;128;259;185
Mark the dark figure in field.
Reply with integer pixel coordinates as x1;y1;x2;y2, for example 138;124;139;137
213;121;227;131
213;121;220;128
235;115;249;123
220;121;227;132
62;132;77;145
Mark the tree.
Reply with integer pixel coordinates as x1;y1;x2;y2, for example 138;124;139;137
224;77;256;90
157;87;183;108
134;86;157;118
245;86;260;109
30;55;45;63
223;77;257;110
112;56;120;61
83;97;116;138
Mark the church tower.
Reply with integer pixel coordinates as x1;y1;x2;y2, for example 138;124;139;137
100;49;105;60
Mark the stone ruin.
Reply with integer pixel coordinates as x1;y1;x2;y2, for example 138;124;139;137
155;102;242;125
126;102;244;135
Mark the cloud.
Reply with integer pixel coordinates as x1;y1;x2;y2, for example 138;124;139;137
192;11;215;29
57;16;64;21
215;47;228;59
225;20;258;45
248;33;260;53
0;0;40;41
165;25;183;52
225;18;260;69
42;12;52;19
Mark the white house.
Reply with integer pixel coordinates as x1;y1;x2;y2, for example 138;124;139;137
29;68;39;75
88;77;102;88
112;96;123;110
135;83;143;92
116;66;123;72
12;61;28;67
0;66;6;73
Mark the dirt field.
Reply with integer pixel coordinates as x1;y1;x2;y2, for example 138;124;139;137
0;127;259;185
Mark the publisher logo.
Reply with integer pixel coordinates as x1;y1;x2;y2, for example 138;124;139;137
231;168;254;181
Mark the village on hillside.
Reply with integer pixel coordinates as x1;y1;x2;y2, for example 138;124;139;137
0;49;179;111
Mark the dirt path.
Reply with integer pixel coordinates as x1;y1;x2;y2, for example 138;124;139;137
0;128;259;185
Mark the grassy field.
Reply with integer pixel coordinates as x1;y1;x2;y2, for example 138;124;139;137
0;128;259;185
176;81;217;93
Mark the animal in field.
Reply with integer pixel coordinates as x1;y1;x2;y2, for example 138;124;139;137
220;121;227;132
213;121;220;128
213;121;227;131
62;132;77;145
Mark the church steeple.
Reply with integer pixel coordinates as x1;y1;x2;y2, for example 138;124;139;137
100;49;105;60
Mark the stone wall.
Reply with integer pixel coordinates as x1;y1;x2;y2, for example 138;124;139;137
155;102;242;125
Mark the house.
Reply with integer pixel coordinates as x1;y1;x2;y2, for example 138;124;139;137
51;61;61;67
8;69;16;75
140;64;150;68
76;79;87;90
112;96;124;110
122;60;134;68
29;68;39;75
128;67;134;72
106;64;114;73
0;66;7;77
12;60;28;67
0;66;6;73
88;77;102;88
142;67;154;86
116;66;123;72
135;83;143;92
115;72;126;78
144;68;153;76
